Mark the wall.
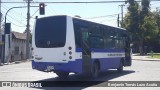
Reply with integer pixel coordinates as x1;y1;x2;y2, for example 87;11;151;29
11;38;27;61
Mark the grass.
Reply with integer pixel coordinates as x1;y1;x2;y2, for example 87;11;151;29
133;53;160;59
149;53;160;59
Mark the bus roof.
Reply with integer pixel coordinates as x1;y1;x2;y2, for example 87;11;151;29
36;15;127;31
72;16;127;31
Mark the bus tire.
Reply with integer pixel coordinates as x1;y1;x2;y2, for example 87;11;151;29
91;62;99;78
117;60;123;72
56;72;69;78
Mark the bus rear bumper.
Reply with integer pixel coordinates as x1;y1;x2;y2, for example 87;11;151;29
31;60;82;74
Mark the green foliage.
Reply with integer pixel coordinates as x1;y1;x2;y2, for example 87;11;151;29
141;14;159;40
123;1;140;41
153;9;160;38
123;0;159;54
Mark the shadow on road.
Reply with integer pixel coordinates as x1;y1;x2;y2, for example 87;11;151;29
31;70;135;90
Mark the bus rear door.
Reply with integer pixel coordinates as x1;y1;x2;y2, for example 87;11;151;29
81;29;92;75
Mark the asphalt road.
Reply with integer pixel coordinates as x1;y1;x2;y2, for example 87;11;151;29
0;59;160;90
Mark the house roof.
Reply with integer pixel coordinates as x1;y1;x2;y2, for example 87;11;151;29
12;31;26;40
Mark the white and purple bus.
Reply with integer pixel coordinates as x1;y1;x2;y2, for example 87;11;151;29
32;15;131;78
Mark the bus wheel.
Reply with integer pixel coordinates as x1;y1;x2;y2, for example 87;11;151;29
117;60;123;72
91;62;99;78
56;72;69;78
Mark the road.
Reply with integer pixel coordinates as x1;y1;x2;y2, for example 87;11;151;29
0;59;160;90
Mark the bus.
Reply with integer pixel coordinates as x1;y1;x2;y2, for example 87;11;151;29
32;15;131;78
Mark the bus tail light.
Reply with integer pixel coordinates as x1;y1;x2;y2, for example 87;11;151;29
68;46;72;50
31;47;34;51
69;51;72;55
69;56;72;59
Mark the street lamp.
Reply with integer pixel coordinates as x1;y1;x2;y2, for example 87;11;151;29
4;6;27;26
4;6;39;26
3;5;39;64
3;6;27;64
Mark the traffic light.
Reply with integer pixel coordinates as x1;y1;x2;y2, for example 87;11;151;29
39;3;45;15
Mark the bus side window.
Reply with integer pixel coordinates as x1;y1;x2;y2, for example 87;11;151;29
90;36;104;49
82;30;88;42
104;37;115;49
104;27;116;49
90;25;103;36
114;30;126;49
73;23;82;48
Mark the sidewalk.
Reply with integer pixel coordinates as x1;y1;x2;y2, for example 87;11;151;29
0;59;30;66
132;54;160;61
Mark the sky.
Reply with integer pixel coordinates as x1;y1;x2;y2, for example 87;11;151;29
1;0;160;33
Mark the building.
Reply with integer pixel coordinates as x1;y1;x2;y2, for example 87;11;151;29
11;31;31;61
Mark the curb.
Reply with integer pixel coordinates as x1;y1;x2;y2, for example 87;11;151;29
0;59;30;66
132;59;160;61
132;54;160;61
14;59;30;64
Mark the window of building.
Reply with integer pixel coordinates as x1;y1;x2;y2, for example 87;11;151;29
15;46;19;55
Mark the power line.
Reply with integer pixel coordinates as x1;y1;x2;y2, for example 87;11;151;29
2;4;26;19
5;13;26;25
2;6;26;22
0;1;140;4
7;18;26;27
30;8;39;18
84;14;118;19
1;0;160;4
99;18;117;23
47;7;57;15
1;10;26;26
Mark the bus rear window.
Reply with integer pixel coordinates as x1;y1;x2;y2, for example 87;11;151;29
35;16;66;48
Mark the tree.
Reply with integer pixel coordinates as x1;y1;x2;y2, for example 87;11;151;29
123;0;140;52
138;0;150;55
123;0;159;55
150;9;160;52
153;9;160;38
142;13;158;40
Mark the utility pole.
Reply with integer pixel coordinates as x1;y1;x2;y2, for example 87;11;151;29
0;0;1;37
26;0;30;59
119;4;125;27
0;0;2;65
117;14;120;27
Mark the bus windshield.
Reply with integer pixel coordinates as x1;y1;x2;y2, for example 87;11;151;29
35;16;66;48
